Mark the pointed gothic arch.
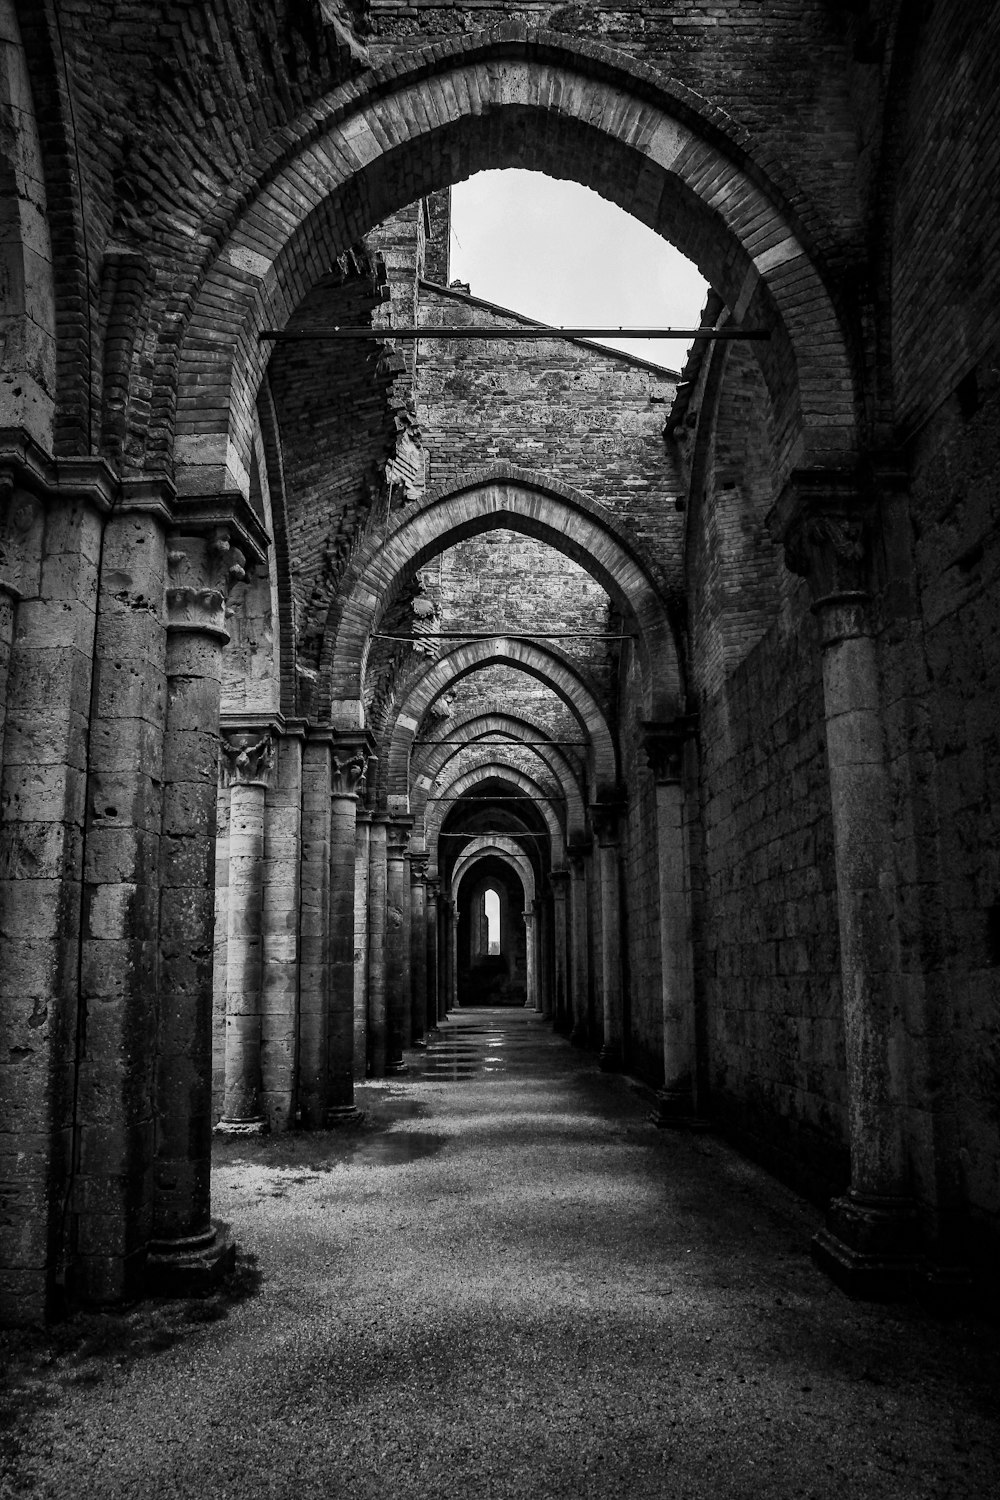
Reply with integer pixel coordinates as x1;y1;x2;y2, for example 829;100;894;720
167;28;860;502
382;636;617;803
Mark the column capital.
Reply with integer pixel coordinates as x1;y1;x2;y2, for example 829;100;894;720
220;728;275;789
165;526;248;640
642;715;698;784
566;837;592;872
549;866;570;893
767;467;873;610
590;799;626;845
409;852;429;883
331;747;367;799
386;816;414;856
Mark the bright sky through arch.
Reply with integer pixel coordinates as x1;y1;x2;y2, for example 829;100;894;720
449;169;709;371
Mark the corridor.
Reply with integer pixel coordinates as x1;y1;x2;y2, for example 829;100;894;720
3;1011;999;1499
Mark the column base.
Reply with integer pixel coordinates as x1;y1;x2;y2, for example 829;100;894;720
325;1103;363;1127
215;1116;269;1136
598;1042;622;1072
812;1190;923;1299
145;1222;236;1298
650;1088;712;1131
387;1059;409;1075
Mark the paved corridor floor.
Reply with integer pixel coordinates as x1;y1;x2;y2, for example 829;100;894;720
3;1008;999;1499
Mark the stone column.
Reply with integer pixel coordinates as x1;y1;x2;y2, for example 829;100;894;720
261;725;303;1131
523;907;537;1010
425;876;440;1032
367;815;389;1076
592;801;626;1071
771;470;920;1293
385;818;413;1071
297;732;332;1127
643;719;702;1126
327;741;367;1124
409;853;429;1046
439;895;455;1019
216;731;274;1134
149;524;250;1292
448;901;459;1011
567;841;592;1047
550;870;570;1033
537;898;551;1017
353;810;371;1081
0;472;101;1321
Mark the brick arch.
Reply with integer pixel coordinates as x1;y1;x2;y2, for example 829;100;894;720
382;638;617;802
322;467;680;724
412;711;587;838
170;31;859;500
452;839;536;909
0;0;57;451
424;763;565;871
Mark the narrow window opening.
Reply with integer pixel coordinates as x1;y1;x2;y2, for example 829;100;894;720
485;887;501;955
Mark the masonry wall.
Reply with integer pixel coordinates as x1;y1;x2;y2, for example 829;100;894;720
685;351;848;1199
877;366;1000;1263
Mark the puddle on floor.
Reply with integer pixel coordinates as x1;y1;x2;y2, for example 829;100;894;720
337;1130;448;1166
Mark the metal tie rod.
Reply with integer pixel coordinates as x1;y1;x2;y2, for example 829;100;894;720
259;325;770;343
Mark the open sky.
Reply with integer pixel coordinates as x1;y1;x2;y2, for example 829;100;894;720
449;169;709;373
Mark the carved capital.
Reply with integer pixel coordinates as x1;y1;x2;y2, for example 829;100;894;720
331;750;367;798
166;527;248;639
409;852;429;883
590;799;626;846
386;817;414;857
566;838;592;874
767;469;872;607
549;867;570;895
221;730;275;788
642;715;698;785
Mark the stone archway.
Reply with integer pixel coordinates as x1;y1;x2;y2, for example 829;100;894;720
322;468;681;724
383;636;618;804
167;29;860;500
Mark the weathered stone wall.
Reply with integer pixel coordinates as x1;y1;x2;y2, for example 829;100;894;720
683;345;848;1198
878;364;1000;1264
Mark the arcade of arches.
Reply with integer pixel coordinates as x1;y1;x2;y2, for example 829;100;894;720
0;1;999;1327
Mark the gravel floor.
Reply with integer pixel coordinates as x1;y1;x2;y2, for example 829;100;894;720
3;1007;999;1499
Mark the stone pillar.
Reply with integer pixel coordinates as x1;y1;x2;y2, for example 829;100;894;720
425;876;440;1032
550;869;570;1033
327;741;367;1124
297;732;332;1127
567;841;592;1047
216;731;274;1135
0;474;104;1320
149;524;250;1292
261;726;303;1130
448;901;459;1011
439;896;455;1018
409;853;429;1045
771;470;920;1293
385;818;413;1071
523;907;537;1010
592;801;626;1071
537;898;551;1016
71;502;171;1305
367;815;389;1076
353;810;371;1080
643;719;702;1126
